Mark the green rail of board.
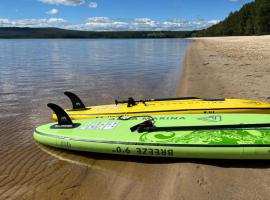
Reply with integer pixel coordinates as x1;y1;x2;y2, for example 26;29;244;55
34;114;270;159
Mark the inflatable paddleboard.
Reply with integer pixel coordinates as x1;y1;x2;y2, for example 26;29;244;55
52;92;270;120
37;103;270;159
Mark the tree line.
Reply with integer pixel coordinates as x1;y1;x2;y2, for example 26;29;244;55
0;27;193;39
195;0;270;37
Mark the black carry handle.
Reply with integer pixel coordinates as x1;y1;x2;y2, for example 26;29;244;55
115;97;201;105
47;103;79;128
131;120;270;133
64;91;87;110
130;120;155;132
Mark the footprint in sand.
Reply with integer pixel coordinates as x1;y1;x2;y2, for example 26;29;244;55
203;62;210;65
197;177;208;188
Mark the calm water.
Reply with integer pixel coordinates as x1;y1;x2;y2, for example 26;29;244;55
0;39;191;119
0;39;191;197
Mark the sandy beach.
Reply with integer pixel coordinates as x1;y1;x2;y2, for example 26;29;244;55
176;36;270;199
178;36;270;101
1;36;270;200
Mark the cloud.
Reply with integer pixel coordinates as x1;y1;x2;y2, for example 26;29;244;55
47;18;66;23
0;17;220;31
207;20;220;24
89;2;98;8
76;17;129;31
0;18;66;27
131;18;157;30
38;0;85;6
46;8;60;15
87;17;111;23
65;18;220;31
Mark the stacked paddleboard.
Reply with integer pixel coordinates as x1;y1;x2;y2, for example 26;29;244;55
34;92;270;159
53;92;270;120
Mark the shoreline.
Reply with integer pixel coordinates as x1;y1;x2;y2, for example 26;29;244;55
176;35;270;102
176;39;228;98
175;35;270;199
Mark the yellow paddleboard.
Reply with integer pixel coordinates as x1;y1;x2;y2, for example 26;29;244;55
52;92;270;121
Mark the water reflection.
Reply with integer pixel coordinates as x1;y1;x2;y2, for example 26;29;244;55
0;39;191;108
0;38;191;163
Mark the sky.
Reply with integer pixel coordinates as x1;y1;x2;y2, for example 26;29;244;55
0;0;254;31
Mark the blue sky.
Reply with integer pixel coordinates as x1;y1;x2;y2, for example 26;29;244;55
0;0;254;31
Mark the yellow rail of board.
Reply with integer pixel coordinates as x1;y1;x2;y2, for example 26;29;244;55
52;98;270;120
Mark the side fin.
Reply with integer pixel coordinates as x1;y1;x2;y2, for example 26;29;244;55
64;91;87;110
47;103;79;128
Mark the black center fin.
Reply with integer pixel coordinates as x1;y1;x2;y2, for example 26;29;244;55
64;91;87;110
47;103;79;128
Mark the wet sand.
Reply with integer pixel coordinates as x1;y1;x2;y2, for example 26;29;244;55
1;36;270;200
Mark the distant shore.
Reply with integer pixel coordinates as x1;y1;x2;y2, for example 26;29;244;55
0;27;193;39
177;35;270;102
175;35;270;200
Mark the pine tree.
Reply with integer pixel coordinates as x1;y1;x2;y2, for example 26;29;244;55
255;0;270;35
195;0;270;37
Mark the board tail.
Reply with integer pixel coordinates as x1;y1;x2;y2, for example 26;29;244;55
47;103;80;128
64;91;87;110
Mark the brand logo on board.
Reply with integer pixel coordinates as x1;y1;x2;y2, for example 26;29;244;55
198;115;222;122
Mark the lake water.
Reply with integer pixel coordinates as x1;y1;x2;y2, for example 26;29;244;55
0;39;191;116
0;39;191;198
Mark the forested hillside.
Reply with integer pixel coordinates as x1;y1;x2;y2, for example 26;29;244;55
0;27;193;38
196;0;270;36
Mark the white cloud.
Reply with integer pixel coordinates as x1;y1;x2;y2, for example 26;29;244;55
159;19;220;31
65;17;220;31
47;18;66;23
38;0;85;6
0;17;220;31
78;17;129;31
89;2;98;8
131;18;157;30
0;18;66;27
87;17;111;23
208;20;220;24
46;8;60;15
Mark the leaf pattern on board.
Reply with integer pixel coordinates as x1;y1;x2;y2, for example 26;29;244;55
139;129;270;144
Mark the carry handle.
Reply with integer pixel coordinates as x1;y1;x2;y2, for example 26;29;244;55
131;121;270;133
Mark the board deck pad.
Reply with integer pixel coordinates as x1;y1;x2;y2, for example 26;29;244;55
35;114;270;159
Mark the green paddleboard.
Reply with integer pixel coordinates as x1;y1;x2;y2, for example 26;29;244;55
34;105;270;159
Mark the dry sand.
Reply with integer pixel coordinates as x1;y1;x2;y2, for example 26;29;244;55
176;35;270;200
1;36;270;200
178;36;270;101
